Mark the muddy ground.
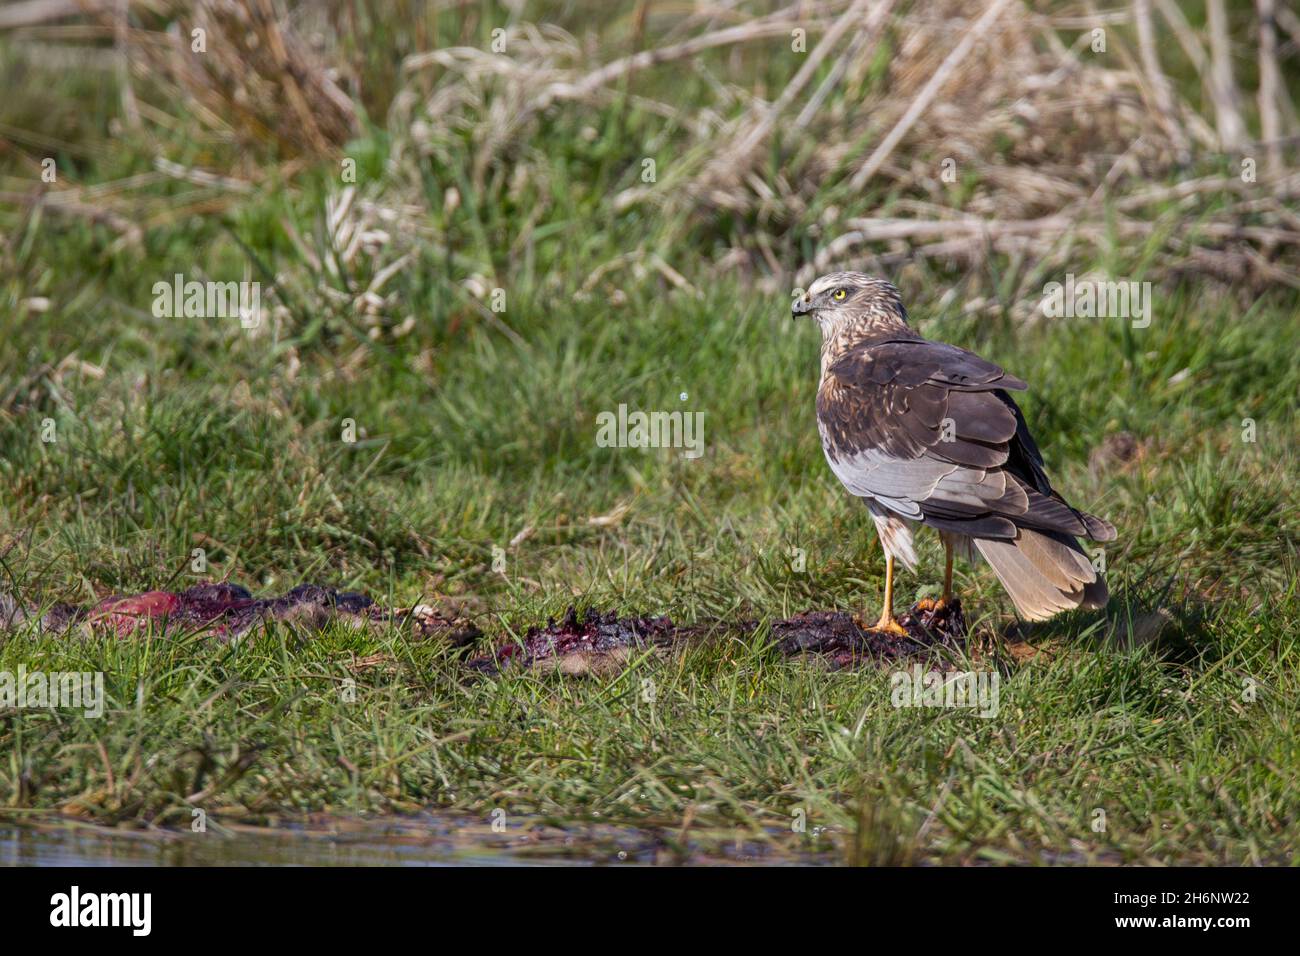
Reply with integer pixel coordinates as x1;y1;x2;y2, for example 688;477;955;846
0;582;972;672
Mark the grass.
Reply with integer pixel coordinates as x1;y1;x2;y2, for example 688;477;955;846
1;1;1298;864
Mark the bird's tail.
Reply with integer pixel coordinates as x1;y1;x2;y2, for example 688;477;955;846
974;528;1108;622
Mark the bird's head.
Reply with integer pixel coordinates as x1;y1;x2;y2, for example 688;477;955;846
792;272;910;341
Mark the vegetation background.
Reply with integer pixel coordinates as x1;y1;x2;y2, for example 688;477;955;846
0;0;1297;864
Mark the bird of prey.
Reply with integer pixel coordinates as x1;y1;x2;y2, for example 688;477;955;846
793;272;1115;633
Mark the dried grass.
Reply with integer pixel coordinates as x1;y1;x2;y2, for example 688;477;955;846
114;0;357;160
3;0;1298;297
381;0;1300;293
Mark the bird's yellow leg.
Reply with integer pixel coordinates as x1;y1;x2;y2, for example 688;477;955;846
872;553;908;637
916;539;955;614
941;540;954;607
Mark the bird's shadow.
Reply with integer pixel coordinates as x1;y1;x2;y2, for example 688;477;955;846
999;583;1217;667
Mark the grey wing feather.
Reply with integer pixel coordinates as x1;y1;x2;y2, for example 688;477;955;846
817;337;1113;543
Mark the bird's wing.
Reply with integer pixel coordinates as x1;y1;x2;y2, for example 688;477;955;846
830;338;1028;393
817;339;1113;541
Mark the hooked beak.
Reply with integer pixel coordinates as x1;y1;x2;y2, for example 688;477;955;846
792;295;814;319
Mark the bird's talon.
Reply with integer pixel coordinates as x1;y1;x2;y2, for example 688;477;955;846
914;597;950;615
868;618;909;639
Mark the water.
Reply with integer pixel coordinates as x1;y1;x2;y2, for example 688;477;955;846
0;815;831;866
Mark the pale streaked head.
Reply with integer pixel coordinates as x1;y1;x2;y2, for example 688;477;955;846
792;272;910;332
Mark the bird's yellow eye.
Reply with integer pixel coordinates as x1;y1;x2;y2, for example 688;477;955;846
833;289;847;301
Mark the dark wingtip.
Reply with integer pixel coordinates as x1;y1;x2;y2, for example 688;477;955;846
1082;513;1117;542
1081;577;1110;610
999;373;1028;391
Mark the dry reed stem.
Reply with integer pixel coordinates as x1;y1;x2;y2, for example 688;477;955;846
1207;0;1248;150
1256;0;1284;179
849;0;1014;191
